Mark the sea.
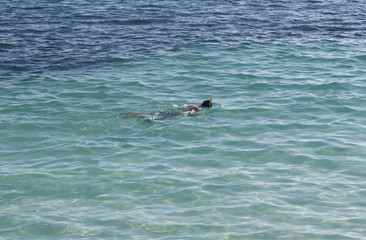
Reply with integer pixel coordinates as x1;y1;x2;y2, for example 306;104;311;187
1;0;366;239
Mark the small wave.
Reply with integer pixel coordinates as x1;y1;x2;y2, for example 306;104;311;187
307;82;349;91
247;82;275;90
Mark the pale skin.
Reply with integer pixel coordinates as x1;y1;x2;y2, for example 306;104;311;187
181;99;212;112
181;104;202;112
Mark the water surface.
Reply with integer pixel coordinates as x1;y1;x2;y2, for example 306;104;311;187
1;0;366;239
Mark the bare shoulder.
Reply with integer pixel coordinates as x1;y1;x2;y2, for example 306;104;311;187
181;104;200;112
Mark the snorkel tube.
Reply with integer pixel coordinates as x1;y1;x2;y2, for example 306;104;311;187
209;98;212;108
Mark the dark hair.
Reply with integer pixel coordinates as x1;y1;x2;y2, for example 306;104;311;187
200;100;212;108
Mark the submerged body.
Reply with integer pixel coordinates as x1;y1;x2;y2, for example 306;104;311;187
156;110;183;118
120;99;212;120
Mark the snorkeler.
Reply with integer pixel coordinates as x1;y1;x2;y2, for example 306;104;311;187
180;98;212;111
120;98;212;119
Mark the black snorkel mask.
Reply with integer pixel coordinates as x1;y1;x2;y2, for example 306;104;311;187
201;98;212;108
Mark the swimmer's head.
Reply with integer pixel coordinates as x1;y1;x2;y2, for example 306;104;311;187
200;98;212;108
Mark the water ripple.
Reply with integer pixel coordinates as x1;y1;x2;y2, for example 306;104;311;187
1;1;366;239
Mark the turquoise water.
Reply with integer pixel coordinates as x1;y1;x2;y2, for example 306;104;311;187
2;42;366;239
1;1;366;239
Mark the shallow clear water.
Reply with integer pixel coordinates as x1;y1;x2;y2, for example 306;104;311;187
1;0;366;239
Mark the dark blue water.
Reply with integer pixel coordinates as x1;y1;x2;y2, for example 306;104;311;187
1;0;365;76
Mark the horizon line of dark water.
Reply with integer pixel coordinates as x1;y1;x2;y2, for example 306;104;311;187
1;0;365;76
